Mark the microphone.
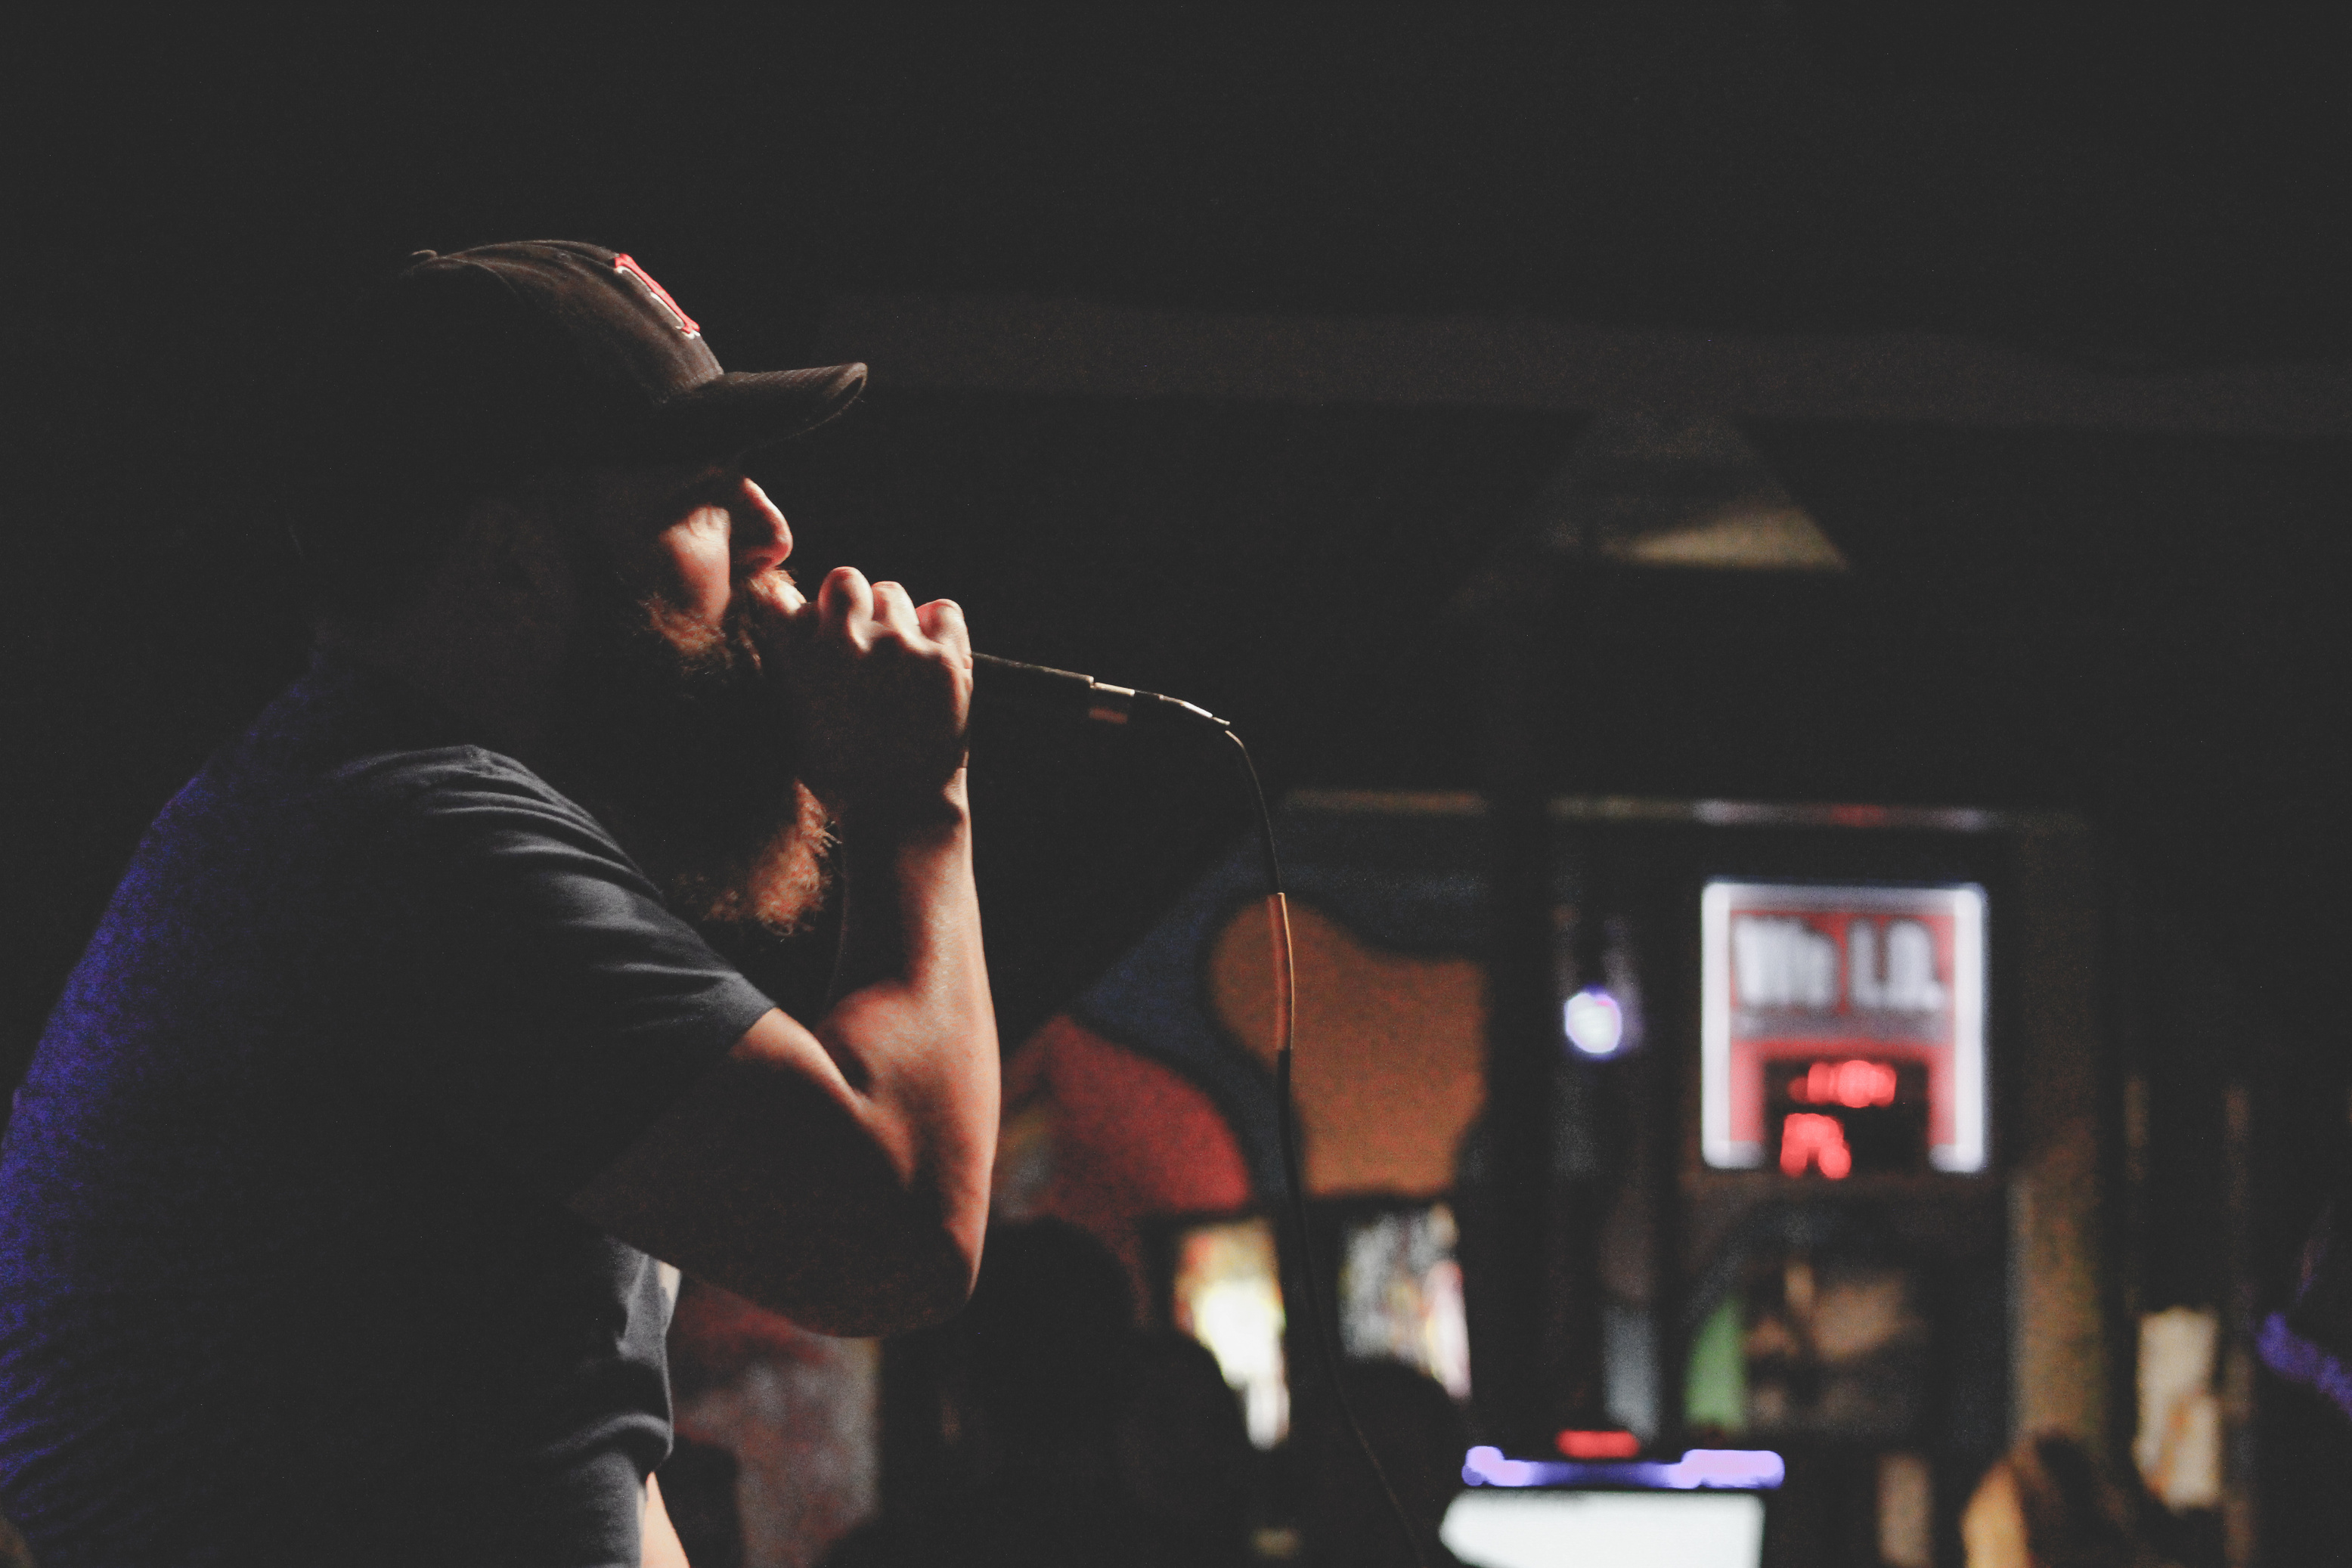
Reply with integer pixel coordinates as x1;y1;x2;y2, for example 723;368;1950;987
971;653;1229;731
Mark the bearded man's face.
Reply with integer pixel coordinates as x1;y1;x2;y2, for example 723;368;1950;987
542;463;832;935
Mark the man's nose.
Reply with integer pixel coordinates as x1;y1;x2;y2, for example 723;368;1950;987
733;477;793;576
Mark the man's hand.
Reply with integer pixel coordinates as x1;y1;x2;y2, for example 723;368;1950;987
747;566;971;820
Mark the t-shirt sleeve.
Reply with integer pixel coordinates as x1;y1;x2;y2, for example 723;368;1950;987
352;751;781;1193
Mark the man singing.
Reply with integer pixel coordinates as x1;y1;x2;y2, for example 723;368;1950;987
0;241;999;1565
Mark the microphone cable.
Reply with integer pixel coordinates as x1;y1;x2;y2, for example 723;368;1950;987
973;654;1430;1568
1222;727;1433;1568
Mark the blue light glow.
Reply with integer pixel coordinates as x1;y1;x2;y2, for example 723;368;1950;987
1461;1445;1785;1491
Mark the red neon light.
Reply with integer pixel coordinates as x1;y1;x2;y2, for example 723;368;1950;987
1557;1429;1641;1459
1786;1058;1897;1108
1781;1112;1852;1179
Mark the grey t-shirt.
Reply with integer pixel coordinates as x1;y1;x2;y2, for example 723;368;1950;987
0;653;778;1566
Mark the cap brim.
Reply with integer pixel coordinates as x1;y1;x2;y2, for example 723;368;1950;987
639;362;869;461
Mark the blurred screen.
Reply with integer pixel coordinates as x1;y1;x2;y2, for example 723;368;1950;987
1441;1490;1766;1568
1337;1202;1472;1399
1170;1215;1290;1448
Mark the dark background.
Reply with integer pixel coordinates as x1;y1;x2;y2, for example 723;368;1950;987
9;6;2347;1055
3;12;2348;1542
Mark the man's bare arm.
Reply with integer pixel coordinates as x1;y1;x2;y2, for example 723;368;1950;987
568;570;999;1335
643;1474;690;1568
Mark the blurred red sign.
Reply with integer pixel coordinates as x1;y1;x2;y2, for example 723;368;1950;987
1702;882;1986;1174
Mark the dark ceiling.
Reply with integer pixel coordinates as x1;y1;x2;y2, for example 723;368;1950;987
4;8;2348;1069
14;7;2350;366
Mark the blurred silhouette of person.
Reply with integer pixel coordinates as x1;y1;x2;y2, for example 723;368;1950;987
824;1217;1188;1567
1297;1359;1469;1568
1961;1431;2154;1568
1114;1328;1257;1566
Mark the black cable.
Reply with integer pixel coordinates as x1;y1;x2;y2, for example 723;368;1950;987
969;658;1439;1562
1223;728;1433;1568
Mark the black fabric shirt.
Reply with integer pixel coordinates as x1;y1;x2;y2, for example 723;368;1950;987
0;653;777;1566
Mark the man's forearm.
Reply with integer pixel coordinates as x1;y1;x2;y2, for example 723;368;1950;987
813;786;999;1294
826;797;968;1004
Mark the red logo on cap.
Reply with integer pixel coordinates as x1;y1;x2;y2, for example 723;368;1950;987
613;254;702;338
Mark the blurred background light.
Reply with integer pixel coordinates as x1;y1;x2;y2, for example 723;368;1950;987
1462;1444;1785;1490
1563;986;1625;1058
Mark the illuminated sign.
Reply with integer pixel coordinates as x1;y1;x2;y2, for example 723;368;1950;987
1701;882;1986;1173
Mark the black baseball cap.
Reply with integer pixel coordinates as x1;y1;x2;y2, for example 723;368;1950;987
298;239;864;479
284;240;864;613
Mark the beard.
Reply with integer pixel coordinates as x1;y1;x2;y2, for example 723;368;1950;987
547;572;834;938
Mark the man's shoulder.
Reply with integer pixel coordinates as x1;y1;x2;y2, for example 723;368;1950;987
108;662;631;923
326;742;569;816
221;654;593;830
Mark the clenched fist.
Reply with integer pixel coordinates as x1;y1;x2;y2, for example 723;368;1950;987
745;565;971;820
